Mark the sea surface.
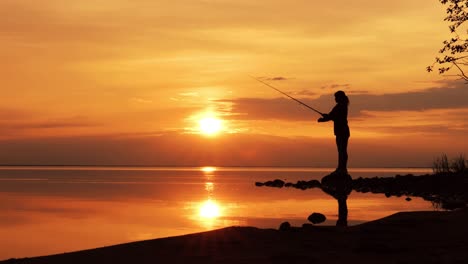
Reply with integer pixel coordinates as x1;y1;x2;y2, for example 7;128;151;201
0;166;434;260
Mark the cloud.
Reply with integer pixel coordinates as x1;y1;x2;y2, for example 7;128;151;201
358;124;468;137
0;108;32;121
1;116;100;130
8;121;99;130
351;108;468;136
262;76;289;81
293;90;317;97
346;90;369;94
219;80;468;121
346;81;468;113
0;131;466;167
321;83;350;90
178;92;199;97
0;133;312;166
216;97;317;121
0;115;103;140
130;97;153;104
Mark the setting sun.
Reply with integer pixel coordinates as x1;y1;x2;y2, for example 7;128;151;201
199;117;223;136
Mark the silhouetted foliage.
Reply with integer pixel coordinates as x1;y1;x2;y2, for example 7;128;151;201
428;0;468;81
450;154;467;173
432;154;467;174
432;154;450;174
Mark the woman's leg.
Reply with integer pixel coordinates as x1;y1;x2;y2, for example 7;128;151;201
335;135;349;171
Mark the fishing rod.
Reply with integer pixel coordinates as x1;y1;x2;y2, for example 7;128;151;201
250;76;324;116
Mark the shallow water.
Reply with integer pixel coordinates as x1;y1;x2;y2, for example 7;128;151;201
0;166;434;260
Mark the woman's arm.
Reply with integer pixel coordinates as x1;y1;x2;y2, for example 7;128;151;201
317;105;338;122
317;113;331;122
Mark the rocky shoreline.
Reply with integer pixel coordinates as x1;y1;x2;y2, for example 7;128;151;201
256;172;468;212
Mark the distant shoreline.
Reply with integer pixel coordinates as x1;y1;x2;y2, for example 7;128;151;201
0;165;432;170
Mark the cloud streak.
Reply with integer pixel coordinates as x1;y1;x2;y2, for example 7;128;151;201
348;82;468;113
0;108;32;121
320;83;350;90
261;76;290;81
0;116;100;130
0;132;466;167
220;80;468;121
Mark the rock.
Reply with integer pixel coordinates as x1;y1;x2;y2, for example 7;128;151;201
308;212;326;224
290;179;321;190
321;173;352;189
405;197;412;201
307;180;321;188
272;179;285;188
295;181;307;189
441;200;466;210
279;221;291;231
264;179;285;188
255;182;264;187
321;172;353;199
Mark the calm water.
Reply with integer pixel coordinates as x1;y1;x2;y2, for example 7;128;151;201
0;166;434;260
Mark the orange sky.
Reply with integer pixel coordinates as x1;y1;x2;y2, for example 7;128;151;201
1;0;467;167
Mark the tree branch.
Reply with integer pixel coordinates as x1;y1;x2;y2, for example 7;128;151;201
453;61;468;81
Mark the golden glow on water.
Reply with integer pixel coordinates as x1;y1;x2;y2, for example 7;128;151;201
196;166;223;226
205;182;214;192
0;167;438;260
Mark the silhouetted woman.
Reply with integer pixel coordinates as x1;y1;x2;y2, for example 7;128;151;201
318;91;350;174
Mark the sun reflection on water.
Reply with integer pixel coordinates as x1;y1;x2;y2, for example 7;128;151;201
201;166;217;173
199;199;221;218
205;182;214;192
193;166;226;228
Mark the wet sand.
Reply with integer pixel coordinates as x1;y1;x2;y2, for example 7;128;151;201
2;208;467;264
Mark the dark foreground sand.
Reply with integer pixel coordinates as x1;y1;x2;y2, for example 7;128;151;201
2;208;468;264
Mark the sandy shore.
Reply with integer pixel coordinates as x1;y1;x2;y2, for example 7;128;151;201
2;208;467;264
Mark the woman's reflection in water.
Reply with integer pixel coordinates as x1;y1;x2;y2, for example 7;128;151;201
320;173;353;226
